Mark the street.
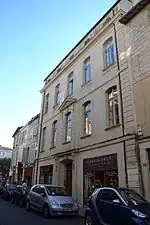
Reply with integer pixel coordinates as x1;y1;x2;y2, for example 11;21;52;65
0;199;84;225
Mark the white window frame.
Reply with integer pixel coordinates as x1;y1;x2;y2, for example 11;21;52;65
106;86;119;127
103;37;115;68
83;101;92;136
84;57;91;84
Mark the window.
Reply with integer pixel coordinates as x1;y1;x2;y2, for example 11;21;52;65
51;120;57;147
67;72;74;95
41;127;46;150
104;37;115;68
107;86;119;127
84;57;91;84
83;101;92;136
97;189;119;203
55;84;60;106
44;93;49;114
66;112;72;142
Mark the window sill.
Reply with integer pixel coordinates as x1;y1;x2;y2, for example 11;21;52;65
50;146;56;150
105;124;121;131
103;61;116;73
80;134;91;139
81;80;92;88
62;141;70;145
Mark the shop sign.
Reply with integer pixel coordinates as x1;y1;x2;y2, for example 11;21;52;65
83;153;117;172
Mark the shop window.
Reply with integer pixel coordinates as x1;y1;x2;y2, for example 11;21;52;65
65;112;72;142
103;37;115;69
67;72;74;95
83;101;92;136
51;120;57;147
106;86;119;127
83;57;91;84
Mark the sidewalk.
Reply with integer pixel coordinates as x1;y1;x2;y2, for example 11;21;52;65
78;205;87;217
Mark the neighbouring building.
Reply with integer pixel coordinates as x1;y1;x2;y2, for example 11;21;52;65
10;114;40;185
120;0;150;201
0;145;12;180
0;145;12;159
36;0;147;206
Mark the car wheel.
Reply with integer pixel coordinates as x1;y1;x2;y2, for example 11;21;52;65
85;215;93;225
26;200;31;211
43;204;50;218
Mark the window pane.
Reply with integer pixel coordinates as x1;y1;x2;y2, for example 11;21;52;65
104;39;114;67
114;99;119;125
55;85;60;105
107;86;119;127
68;73;73;95
52;121;57;146
84;102;92;135
66;112;72;141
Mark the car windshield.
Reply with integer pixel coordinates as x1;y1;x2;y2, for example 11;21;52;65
119;189;147;205
45;186;67;196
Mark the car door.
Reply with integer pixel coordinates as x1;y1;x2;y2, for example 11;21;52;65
35;186;47;212
29;185;40;210
97;189;124;225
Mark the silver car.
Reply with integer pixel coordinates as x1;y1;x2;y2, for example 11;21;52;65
26;184;78;218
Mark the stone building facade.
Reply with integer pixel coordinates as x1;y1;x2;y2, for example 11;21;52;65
120;0;150;200
36;0;149;205
10;114;40;185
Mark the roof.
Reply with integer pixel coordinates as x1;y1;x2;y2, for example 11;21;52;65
28;113;40;125
44;0;122;82
0;146;12;151
120;0;149;24
12;126;23;138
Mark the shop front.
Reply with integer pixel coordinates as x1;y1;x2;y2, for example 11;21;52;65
24;165;33;186
39;165;53;184
83;153;118;203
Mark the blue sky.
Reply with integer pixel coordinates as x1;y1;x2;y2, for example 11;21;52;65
0;0;116;148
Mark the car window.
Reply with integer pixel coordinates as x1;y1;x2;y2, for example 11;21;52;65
45;186;67;196
32;186;46;195
32;186;39;193
119;189;147;205
98;189;119;202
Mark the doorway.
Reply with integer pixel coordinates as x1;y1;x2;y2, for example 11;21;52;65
65;163;72;196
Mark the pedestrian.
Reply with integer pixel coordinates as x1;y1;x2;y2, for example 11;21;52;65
22;180;27;187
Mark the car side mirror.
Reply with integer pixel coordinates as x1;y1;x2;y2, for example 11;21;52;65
112;199;120;204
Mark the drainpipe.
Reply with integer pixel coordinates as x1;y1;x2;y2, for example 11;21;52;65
135;134;145;196
113;23;128;188
35;91;45;184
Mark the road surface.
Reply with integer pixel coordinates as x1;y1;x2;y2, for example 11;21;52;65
0;199;84;225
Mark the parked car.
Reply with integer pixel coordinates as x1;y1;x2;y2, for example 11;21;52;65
2;184;17;201
26;184;78;218
11;185;29;207
85;187;150;225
